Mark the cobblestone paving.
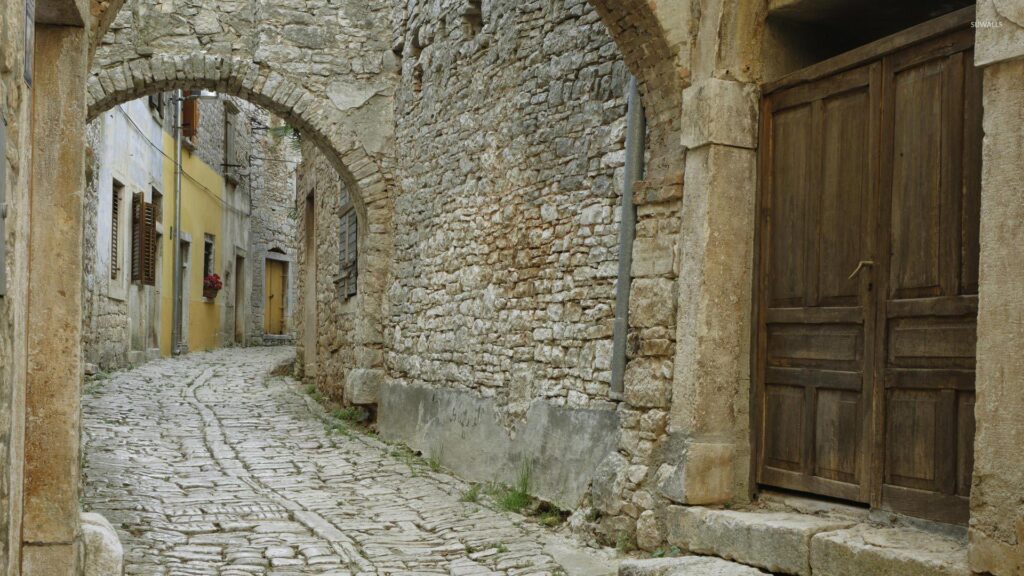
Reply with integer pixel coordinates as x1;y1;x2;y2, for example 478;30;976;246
83;347;616;575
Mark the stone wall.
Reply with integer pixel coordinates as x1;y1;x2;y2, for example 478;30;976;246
248;113;299;345
0;0;33;570
295;144;355;396
296;0;681;523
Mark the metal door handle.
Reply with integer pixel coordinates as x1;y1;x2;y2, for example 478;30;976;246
848;260;875;280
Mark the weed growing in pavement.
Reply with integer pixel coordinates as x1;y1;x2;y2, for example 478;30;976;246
460;483;482;503
616;531;638;553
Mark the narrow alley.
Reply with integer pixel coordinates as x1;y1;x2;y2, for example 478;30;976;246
81;347;617;575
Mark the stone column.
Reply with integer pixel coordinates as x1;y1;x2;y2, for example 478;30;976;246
657;77;759;507
969;3;1024;574
23;22;88;575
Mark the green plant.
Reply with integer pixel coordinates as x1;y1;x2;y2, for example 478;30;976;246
495;543;509;554
616;531;637;553
332;407;365;423
492;463;532;513
426;445;443;472
460;484;481;503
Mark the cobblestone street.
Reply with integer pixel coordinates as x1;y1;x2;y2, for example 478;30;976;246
82;347;617;575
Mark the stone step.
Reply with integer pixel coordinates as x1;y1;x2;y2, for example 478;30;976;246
666;506;969;576
620;557;769;576
670;507;854;575
811;525;969;576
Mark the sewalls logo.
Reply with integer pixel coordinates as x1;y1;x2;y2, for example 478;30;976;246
971;20;1005;28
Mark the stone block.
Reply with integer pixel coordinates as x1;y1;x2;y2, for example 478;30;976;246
654;441;735;506
630;278;677;329
636;510;663;551
623;358;673;408
681;508;854;575
632;235;676;278
344;368;383;405
619;557;768;576
810;526;969;576
680;78;759;150
21;543;78;576
82;512;124;576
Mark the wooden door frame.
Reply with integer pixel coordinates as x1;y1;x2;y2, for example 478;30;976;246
750;6;976;514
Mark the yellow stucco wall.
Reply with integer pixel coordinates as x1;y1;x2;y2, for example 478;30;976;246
160;133;225;356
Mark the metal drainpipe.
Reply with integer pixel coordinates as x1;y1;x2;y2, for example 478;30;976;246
171;89;185;356
610;76;646;401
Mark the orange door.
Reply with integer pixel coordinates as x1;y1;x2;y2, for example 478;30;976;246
265;260;286;335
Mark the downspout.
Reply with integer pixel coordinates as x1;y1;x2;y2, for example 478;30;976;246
171;89;184;356
610;76;646;400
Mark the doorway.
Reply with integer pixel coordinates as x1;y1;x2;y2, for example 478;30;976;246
264;259;287;335
303;194;317;377
754;17;980;524
234;255;246;344
178;238;191;353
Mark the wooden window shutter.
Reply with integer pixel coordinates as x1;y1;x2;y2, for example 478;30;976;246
142;200;158;286
182;93;200;140
111;188;121;279
131;193;159;286
131;192;144;284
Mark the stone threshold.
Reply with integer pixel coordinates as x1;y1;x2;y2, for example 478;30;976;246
653;496;969;576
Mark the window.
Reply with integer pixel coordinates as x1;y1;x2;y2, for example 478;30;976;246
149;92;164;120
463;0;483;38
203;234;215;279
338;202;358;299
182;91;200;144
111;180;124;280
131;192;159;286
152;188;163;223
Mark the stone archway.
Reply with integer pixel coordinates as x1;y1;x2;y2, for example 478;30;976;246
85;0;399;374
586;0;688;186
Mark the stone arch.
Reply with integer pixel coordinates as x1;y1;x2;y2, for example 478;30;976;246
585;0;688;185
86;53;394;379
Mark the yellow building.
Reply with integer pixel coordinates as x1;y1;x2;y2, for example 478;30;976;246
159;131;226;355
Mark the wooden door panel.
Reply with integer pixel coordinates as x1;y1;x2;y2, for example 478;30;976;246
814;388;861;484
768;104;813;308
889;58;946;299
757;17;980;525
819;88;871;306
878;35;979;525
758;64;876;502
763;384;805;473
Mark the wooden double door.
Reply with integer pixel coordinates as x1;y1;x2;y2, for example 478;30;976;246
755;22;981;524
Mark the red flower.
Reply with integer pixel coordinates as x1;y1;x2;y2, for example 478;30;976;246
204;274;223;291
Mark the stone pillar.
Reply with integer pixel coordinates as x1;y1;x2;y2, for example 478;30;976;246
659;77;759;506
970;3;1024;574
23;22;88;575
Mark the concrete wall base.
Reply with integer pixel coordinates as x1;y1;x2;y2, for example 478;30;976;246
378;382;620;510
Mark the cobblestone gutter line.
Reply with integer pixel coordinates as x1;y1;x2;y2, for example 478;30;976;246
82;347;617;575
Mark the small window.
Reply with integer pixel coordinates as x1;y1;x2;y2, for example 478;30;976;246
111;180;125;280
463;0;484;38
149;92;164;119
203;234;215;279
338;202;358;300
152;188;163;223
